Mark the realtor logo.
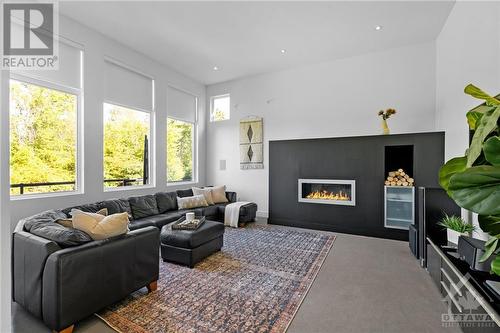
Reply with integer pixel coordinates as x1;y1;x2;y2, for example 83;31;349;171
1;1;59;69
441;273;496;329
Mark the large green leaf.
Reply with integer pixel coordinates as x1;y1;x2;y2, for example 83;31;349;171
464;84;500;106
479;215;500;237
439;156;467;191
480;238;499;262
467;106;500;167
492;256;500;275
448;165;500;215
466;111;484;130
484;136;500;166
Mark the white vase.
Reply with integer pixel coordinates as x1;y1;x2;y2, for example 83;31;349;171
447;229;466;245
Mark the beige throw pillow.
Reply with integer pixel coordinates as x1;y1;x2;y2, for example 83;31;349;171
192;187;215;205
206;185;228;203
72;209;129;240
177;195;209;209
57;208;108;228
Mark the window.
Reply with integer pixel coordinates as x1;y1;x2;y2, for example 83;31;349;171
9;80;78;195
167;86;197;183
210;94;230;121
103;103;151;188
167;118;194;182
103;59;154;189
9;42;82;197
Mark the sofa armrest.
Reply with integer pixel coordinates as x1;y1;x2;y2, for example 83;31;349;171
12;231;61;319
226;191;237;203
42;226;160;331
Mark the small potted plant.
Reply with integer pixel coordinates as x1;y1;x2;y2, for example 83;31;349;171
377;108;396;134
438;214;475;245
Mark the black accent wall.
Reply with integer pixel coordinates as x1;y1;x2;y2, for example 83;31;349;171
269;132;445;241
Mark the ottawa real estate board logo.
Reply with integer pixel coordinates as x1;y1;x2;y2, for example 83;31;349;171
1;1;59;70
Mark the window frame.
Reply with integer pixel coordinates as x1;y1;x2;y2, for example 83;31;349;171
210;94;230;122
9;73;84;200
166;116;197;185
102;102;155;192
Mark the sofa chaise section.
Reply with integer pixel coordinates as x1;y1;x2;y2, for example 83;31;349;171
13;214;159;333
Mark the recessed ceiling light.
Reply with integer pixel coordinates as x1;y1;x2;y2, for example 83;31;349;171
375;25;383;31
213;66;219;71
280;49;286;54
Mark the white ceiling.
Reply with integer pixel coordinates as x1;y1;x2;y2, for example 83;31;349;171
60;1;454;85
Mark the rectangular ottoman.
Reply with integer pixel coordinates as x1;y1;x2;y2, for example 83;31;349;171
160;220;224;268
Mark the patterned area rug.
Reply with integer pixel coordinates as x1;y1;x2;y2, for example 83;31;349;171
98;225;335;333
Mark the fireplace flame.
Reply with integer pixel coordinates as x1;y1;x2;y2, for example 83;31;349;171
306;190;350;201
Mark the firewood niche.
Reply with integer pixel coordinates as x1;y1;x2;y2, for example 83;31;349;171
384;145;414;187
385;169;414;187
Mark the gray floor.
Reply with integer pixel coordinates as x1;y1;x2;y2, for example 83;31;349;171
12;225;458;333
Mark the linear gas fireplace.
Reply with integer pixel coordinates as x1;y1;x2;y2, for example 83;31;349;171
298;179;356;206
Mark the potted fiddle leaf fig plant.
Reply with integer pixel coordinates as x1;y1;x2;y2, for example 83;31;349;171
439;84;500;275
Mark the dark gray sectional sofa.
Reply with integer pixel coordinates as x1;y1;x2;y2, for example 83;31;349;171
12;188;257;333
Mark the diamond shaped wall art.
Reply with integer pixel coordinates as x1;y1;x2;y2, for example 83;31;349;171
240;117;263;169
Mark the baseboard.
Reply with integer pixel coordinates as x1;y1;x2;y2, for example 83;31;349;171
256;211;268;218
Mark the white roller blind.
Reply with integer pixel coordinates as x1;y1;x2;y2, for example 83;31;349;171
104;60;153;112
13;40;82;89
167;86;197;123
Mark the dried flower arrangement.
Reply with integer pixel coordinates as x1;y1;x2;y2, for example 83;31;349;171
378;108;397;120
377;108;397;135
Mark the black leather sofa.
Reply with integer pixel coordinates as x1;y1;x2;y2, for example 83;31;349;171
12;188;257;333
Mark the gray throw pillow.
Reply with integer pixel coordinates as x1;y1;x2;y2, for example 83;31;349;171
21;210;68;232
30;222;92;247
155;192;178;213
129;195;160;219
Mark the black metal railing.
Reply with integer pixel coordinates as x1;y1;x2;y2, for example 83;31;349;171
11;178;144;195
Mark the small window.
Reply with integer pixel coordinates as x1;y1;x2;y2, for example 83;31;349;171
167;118;194;182
103;103;151;188
210;94;230;121
10;80;78;196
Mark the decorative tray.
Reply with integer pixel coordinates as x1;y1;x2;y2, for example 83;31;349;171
171;216;206;230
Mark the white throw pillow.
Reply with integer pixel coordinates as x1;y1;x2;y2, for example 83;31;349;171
206;185;228;203
192;187;215;205
177;195;209;209
72;209;129;240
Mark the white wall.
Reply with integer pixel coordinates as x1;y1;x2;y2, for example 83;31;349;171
0;69;12;332
436;1;500;161
206;42;437;216
435;1;500;239
6;15;207;228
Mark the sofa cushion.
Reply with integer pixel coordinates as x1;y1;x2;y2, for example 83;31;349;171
216;202;231;216
99;198;133;219
21;210;68;232
30;222;92;247
176;189;193;198
197;205;219;217
155;192;178;213
129;195;159;219
216;202;257;217
160;220;225;248
61;203;103;217
129;218;157;231
134;211;185;229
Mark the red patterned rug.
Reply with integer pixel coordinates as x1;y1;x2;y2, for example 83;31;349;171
98;225;335;333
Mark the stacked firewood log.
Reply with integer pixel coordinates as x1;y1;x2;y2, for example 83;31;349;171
384;169;414;187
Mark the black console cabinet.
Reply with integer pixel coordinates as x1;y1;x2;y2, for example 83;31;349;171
427;238;500;332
